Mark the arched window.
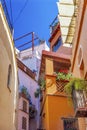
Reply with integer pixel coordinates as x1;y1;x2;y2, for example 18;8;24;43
23;100;27;112
78;45;84;70
7;64;12;90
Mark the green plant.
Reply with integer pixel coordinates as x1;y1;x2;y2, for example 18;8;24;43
64;78;87;96
21;86;27;94
29;104;37;119
20;85;30;99
56;72;72;81
34;88;41;98
38;75;46;90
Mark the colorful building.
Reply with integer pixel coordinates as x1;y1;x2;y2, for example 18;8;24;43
17;40;49;81
70;0;87;130
18;93;29;130
16;37;49;130
49;16;62;52
58;0;87;130
0;2;18;130
39;49;75;130
17;58;40;130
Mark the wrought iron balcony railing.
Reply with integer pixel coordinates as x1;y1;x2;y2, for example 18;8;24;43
62;117;78;130
0;0;13;34
49;16;59;35
72;90;87;117
56;79;69;95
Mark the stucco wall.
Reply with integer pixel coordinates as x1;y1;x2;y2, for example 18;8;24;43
0;5;18;130
41;95;74;130
18;68;40;129
18;97;29;130
18;68;39;108
71;2;87;130
72;5;87;78
19;41;49;60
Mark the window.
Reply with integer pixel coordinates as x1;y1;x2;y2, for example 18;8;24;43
52;37;62;52
78;45;84;70
85;72;87;80
62;117;78;130
23;100;27;112
7;64;12;90
22;117;27;130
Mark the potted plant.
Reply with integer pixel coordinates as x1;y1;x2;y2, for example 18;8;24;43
34;88;41;98
29;104;37;119
38;74;46;91
64;78;87;97
65;78;87;116
20;85;30;99
56;72;72;81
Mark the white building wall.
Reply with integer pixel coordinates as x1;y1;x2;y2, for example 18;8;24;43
19;41;49;60
18;68;39;108
18;97;29;130
18;68;40;129
18;41;49;81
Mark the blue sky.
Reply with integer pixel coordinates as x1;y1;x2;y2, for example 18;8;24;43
6;0;58;50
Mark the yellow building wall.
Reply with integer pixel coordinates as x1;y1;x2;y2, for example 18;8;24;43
0;5;18;130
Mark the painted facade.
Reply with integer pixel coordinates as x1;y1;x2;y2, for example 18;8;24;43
17;58;40;130
0;3;18;130
49;17;62;52
58;0;87;130
17;40;49;81
39;50;74;130
71;0;87;130
18;95;29;130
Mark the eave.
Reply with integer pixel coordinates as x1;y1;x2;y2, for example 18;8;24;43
17;58;35;80
48;24;61;43
40;50;71;74
57;0;79;44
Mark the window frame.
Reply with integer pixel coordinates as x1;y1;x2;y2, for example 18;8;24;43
7;64;12;92
22;116;27;130
23;100;27;112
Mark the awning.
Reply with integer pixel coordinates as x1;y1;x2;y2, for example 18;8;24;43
57;0;79;44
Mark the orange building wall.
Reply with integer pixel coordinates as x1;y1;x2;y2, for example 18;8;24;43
48;95;74;130
41;96;49;130
72;4;87;78
41;95;74;130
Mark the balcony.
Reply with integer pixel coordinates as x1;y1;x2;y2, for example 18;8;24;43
56;79;69;95
72;90;87;117
65;78;87;117
62;117;78;130
0;0;13;33
49;16;59;35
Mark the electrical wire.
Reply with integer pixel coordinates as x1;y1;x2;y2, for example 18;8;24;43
14;32;33;41
13;0;28;25
10;0;13;26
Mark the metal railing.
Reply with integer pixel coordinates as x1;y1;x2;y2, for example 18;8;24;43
72;90;86;110
0;0;13;34
62;117;78;130
56;79;69;95
72;90;87;117
49;16;59;35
